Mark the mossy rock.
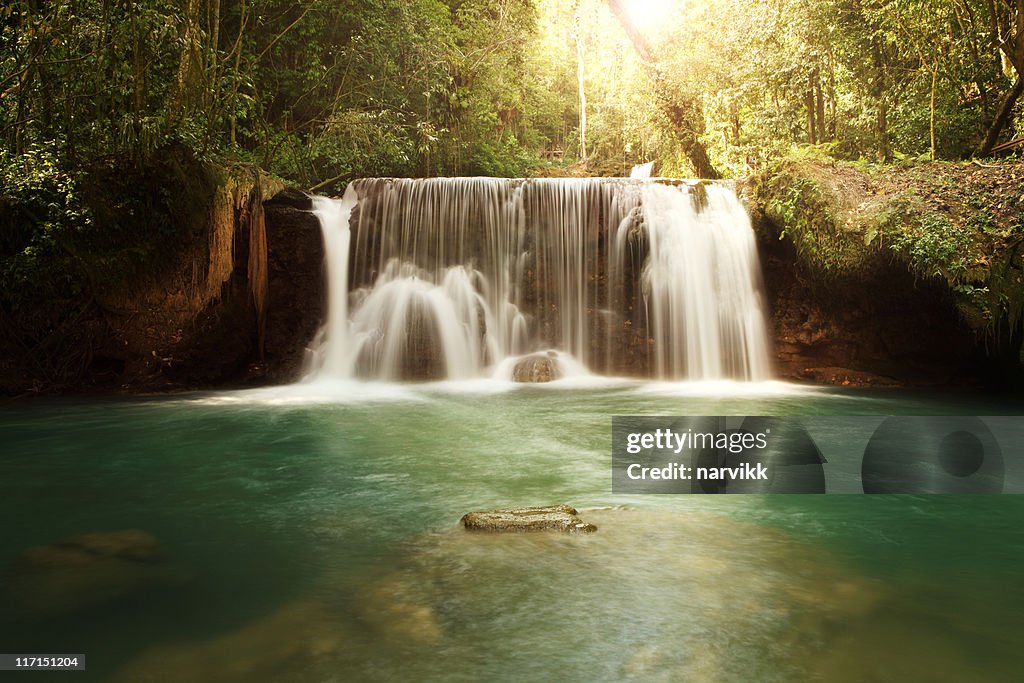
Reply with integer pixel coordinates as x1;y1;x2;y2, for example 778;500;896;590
752;156;1024;334
461;505;597;533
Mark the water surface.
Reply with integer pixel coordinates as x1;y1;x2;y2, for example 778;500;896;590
2;381;1022;681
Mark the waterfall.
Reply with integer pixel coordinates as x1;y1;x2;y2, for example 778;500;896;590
305;178;771;382
639;184;771;379
630;162;654;179
307;190;357;377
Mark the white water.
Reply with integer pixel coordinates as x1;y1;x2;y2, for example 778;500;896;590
305;178;772;382
307;190;357;376
639;183;772;379
630;162;654;178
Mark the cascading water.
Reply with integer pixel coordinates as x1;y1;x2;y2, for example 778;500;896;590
630;162;655;179
641;184;771;379
305;178;772;382
308;191;356;377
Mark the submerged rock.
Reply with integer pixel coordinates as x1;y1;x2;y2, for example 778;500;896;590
511;352;561;383
3;529;184;617
461;504;597;533
110;599;354;683
357;574;443;645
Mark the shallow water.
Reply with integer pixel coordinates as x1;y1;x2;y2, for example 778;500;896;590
1;381;1022;681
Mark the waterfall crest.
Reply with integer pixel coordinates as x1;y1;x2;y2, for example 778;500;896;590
305;178;771;382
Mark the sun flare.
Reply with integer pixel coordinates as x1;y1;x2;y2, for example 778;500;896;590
622;0;682;35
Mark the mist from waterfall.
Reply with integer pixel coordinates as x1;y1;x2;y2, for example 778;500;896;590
305;178;772;382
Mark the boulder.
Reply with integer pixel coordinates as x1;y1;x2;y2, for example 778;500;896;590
511;352;561;383
461;504;597;533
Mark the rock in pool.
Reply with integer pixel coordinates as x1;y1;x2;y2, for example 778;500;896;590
511;351;561;383
461;504;597;533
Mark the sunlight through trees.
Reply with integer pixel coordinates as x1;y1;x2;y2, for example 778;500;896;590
1;0;1020;181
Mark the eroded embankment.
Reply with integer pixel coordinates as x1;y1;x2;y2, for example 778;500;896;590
750;157;1024;388
0;147;322;395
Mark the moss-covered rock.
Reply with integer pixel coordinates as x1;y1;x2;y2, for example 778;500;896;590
461;505;597;533
751;155;1024;388
754;156;1024;331
511;352;561;383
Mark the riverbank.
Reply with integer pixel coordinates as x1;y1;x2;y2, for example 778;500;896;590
751;155;1024;389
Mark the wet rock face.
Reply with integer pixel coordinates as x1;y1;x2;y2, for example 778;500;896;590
758;234;980;387
511;352;561;383
262;189;324;383
3;530;184;617
461;505;597;533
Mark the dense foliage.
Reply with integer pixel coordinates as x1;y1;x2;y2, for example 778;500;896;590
1;0;563;186
3;1;1020;186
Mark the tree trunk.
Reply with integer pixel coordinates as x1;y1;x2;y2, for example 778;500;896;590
730;100;740;142
868;38;892;162
827;52;837;139
976;74;1024;156
814;68;826;142
976;0;1024;154
574;4;587;162
877;98;891;162
805;73;817;144
229;0;249;150
204;0;222;151
168;0;204;130
930;65;938;160
605;0;720;178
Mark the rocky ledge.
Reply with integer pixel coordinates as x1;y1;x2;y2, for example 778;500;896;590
460;504;597;533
